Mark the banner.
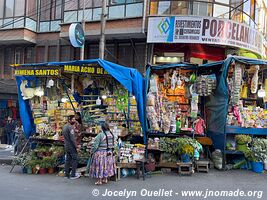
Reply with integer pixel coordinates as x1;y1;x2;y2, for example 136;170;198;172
63;64;108;75
147;16;264;56
14;67;61;76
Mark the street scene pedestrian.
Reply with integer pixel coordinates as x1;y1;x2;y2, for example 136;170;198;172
62;115;80;180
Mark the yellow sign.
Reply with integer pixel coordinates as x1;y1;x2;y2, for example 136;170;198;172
14;68;60;76
64;65;108;75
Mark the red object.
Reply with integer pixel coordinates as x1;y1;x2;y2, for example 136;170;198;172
39;168;47;174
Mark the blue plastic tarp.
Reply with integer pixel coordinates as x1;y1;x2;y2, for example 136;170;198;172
15;59;146;142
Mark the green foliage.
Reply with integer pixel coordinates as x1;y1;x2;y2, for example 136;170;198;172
244;138;267;162
160;138;200;156
115;87;128;112
235;135;252;144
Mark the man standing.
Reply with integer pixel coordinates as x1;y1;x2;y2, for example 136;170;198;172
5;116;16;145
63;115;80;179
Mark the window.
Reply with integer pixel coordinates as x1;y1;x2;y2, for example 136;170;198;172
48;46;57;62
53;0;63;20
158;1;170;15
25;47;35;63
88;45;99;59
93;0;102;7
192;1;212;17
150;0;158;15
36;47;45;63
213;4;229;18
40;0;51;21
171;1;189;15
230;0;243;22
26;0;37;20
118;44;133;67
60;46;71;61
4;48;14;78
15;0;25;16
105;44;116;63
110;0;125;5
64;0;78;10
5;0;14;18
79;0;93;8
15;48;23;64
215;0;229;4
0;0;4;18
134;43;145;73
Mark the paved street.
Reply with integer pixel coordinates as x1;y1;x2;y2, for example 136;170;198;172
0;165;266;200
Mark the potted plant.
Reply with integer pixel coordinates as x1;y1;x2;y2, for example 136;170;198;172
235;135;252;151
245;138;267;173
47;157;57;174
39;160;48;174
180;144;194;163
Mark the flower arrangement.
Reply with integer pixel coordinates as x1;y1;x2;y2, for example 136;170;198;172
181;144;194;156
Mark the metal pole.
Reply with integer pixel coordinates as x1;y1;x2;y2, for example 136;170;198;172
99;0;107;59
80;0;86;61
72;0;86;93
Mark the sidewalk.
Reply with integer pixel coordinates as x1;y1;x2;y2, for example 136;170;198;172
0;144;14;165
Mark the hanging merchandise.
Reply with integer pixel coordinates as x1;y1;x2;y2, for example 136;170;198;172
196;74;217;96
251;65;259;94
20;80;44;100
190;93;199;119
230;63;243;105
240;83;248;99
146;65;204;136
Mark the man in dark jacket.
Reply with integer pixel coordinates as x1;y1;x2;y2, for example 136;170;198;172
63;115;80;179
5;116;16;145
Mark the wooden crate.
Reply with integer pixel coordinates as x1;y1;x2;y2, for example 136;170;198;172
177;162;193;176
195;160;209;173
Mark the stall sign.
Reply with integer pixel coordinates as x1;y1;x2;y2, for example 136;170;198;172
63;64;108;75
14;67;61;76
147;16;264;56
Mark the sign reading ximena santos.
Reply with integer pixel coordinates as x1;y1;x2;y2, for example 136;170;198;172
147;16;264;56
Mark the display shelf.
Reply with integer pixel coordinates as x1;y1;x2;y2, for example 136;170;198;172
148;131;194;138
157;162;177;168
224;150;244;155
225;126;267;135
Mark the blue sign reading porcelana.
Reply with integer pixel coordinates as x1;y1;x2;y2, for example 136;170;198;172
69;23;85;47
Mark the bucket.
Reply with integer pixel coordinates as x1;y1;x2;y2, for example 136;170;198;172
27;167;32;174
22;167;27;174
181;154;191;163
251;161;264;173
121;169;135;177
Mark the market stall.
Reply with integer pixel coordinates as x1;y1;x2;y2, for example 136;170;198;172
200;56;267;172
144;63;216;174
12;59;146;174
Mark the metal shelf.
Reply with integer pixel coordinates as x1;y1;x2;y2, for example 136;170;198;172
224;150;244;155
225;126;267;135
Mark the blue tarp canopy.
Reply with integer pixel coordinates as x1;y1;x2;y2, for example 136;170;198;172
199;56;267;151
15;59;146;143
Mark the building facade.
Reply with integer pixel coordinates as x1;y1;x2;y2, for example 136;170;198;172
0;0;267;98
147;0;267;65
